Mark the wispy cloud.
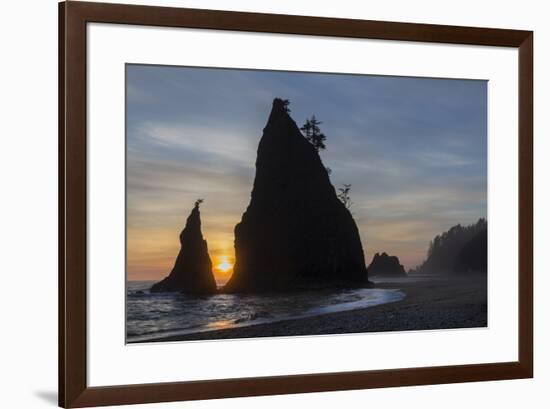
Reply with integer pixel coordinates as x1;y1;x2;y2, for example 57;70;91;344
132;121;258;168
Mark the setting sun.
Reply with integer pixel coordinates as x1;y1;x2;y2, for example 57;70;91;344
216;256;233;273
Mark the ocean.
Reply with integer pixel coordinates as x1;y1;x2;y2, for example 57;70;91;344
126;281;405;343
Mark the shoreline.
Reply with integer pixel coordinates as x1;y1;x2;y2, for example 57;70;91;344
130;275;487;343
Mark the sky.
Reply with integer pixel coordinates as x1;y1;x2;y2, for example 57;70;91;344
126;64;487;283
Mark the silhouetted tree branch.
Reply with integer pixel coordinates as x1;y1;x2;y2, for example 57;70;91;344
337;184;352;209
282;99;291;113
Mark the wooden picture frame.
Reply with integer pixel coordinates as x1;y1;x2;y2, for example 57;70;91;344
59;1;533;407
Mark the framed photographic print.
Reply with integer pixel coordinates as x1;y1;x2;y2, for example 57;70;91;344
59;1;533;407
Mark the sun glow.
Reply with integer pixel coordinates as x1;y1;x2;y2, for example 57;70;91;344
216;256;233;274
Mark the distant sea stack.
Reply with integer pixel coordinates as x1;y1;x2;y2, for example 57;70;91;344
224;98;368;293
151;201;217;294
367;252;406;277
414;218;487;275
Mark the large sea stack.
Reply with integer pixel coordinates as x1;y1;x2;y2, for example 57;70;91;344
224;98;368;293
151;202;217;294
367;252;407;277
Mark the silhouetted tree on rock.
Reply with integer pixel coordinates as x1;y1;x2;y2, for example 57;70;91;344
337;184;353;209
301;115;327;152
282;99;291;113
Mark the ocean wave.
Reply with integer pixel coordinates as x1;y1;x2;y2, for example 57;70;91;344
126;286;405;343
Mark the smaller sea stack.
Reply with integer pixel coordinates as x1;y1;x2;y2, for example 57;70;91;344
151;201;217;294
367;252;407;277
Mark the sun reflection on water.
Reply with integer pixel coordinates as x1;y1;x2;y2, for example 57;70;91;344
206;319;235;330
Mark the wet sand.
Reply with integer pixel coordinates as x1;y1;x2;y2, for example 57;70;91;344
143;275;487;342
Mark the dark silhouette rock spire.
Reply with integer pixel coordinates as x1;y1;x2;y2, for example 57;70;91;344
151;201;217;294
224;98;368;292
367;252;406;277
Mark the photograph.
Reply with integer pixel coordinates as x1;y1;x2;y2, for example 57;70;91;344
125;65;488;344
